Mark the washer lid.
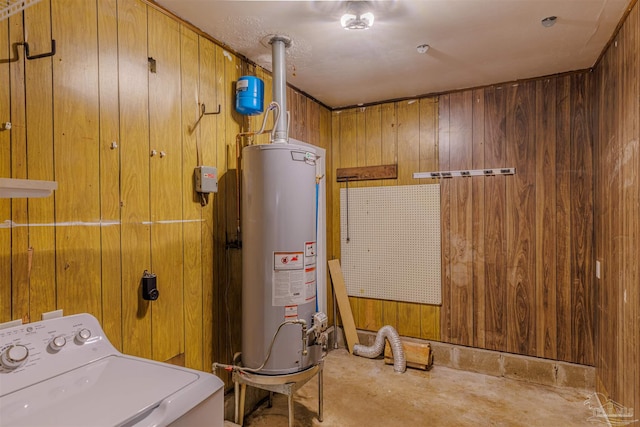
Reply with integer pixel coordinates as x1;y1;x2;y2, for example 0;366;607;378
1;355;200;427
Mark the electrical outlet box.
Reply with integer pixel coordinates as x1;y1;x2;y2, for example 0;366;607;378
195;166;218;193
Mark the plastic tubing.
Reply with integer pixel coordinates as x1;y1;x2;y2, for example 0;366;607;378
352;325;406;373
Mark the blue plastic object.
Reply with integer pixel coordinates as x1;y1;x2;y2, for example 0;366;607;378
235;76;264;115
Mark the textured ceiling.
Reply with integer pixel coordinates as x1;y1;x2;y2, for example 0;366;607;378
154;0;630;108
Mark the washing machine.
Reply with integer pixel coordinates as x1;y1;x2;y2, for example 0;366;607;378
0;313;224;427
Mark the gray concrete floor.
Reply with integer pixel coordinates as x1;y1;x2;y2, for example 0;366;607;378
242;349;598;427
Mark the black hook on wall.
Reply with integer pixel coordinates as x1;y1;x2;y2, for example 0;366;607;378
189;103;222;133
19;39;56;60
201;103;221;116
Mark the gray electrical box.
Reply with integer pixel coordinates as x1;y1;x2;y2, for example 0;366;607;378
195;166;218;193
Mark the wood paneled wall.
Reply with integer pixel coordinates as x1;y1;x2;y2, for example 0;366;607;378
4;0;638;411
593;0;640;415
0;0;330;385
332;78;595;366
439;77;594;365
330;100;441;341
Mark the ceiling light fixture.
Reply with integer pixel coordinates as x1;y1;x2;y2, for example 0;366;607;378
417;44;430;54
541;16;557;27
340;1;374;30
341;10;374;30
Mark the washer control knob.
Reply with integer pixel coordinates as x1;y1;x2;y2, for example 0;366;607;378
1;344;29;369
76;328;91;343
49;335;67;352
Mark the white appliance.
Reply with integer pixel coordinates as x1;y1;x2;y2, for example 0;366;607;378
0;313;224;427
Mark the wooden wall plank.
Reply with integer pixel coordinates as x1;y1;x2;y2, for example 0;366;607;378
555;75;573;363
569;73;594;366
330;110;342;263
0;14;11;323
307;100;320;146
258;68;273;146
381;103;398;188
52;0;102;318
296;90;308;142
535;77;557;359
396;100;421;337
287;86;298;139
419;98;440;341
118;0;152;359
148;6;184;363
483;86;507;352
438;94;451;343
9;9;30;324
97;0;122;350
199;36;218;373
418;98;438;185
622;5;639;414
594;46;617;396
448;91;473;346
620;7;639;407
359;105;383;330
357;298;383;331
180;25;203;370
505;81;536;357
595;5;640;410
380;103;398;328
593;9;629;402
320;106;333;322
24;0;56;321
337;109;359;322
611;29;624;402
592;53;609;396
225;50;243;371
471;89;485;348
213;43;231;384
150;221;184;362
355;108;366;182
397;101;420;185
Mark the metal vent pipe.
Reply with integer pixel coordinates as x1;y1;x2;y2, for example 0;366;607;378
270;35;291;143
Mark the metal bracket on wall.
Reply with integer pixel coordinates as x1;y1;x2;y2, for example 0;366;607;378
413;167;516;179
189;103;222;133
19;39;56;60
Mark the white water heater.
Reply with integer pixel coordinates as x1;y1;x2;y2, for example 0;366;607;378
241;143;324;374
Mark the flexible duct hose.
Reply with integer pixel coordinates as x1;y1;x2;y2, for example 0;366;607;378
353;325;406;373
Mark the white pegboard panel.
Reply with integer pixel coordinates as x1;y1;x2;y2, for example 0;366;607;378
340;184;441;305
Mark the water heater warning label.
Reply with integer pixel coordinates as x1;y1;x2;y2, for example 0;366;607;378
274;252;304;271
304;241;316;266
273;251;305;306
284;305;298;319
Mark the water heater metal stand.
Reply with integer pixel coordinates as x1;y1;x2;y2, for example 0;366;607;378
232;361;324;427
